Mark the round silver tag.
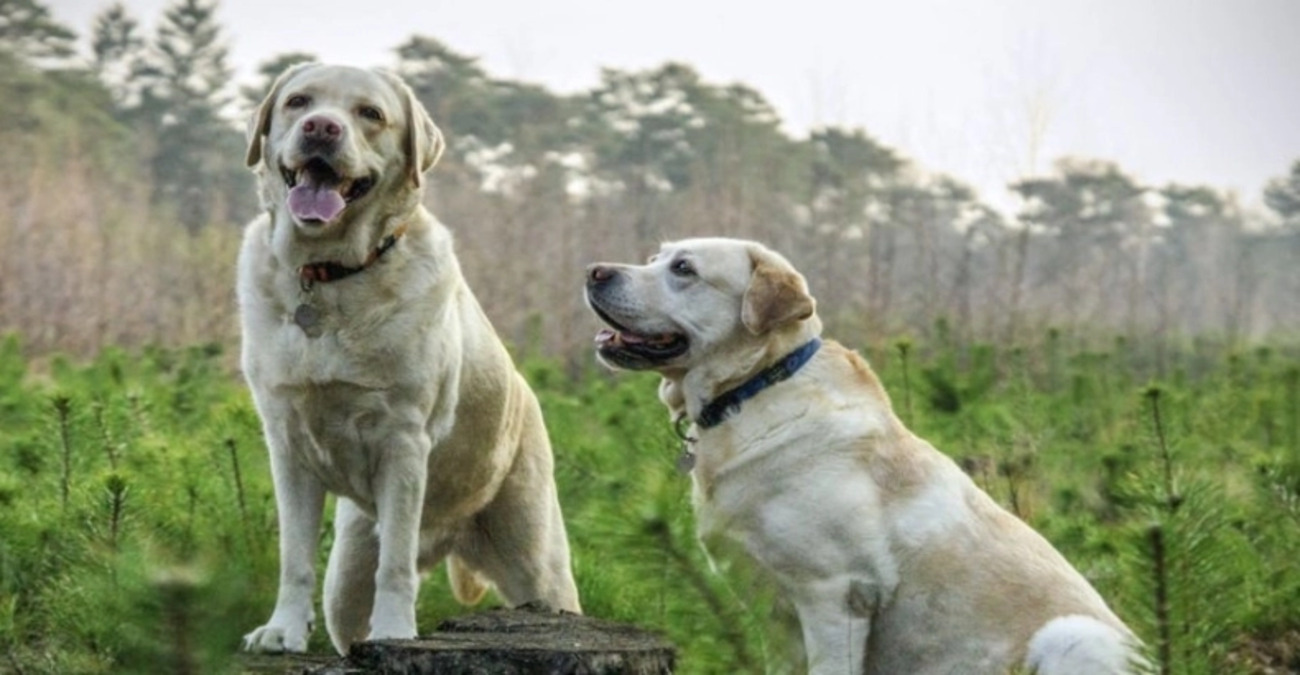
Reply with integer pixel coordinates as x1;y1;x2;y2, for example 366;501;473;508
293;304;322;337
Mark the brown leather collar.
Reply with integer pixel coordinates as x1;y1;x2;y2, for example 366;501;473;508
297;223;409;286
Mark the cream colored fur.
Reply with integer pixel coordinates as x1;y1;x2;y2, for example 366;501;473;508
585;237;1140;674
238;64;579;655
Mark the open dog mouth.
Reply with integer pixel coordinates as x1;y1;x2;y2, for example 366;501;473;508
280;158;376;225
591;304;689;365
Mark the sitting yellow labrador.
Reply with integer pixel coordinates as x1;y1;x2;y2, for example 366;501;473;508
238;64;580;655
584;237;1140;674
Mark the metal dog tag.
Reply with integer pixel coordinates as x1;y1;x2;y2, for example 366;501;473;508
676;447;696;473
293;303;323;337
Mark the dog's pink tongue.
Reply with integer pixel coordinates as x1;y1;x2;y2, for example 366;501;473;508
288;185;345;222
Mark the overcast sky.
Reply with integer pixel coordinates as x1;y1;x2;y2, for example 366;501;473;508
51;0;1300;213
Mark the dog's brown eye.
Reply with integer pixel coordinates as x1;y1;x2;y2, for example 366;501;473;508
358;106;384;122
286;94;311;109
671;258;695;277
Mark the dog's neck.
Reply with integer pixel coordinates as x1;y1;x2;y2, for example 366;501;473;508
694;338;821;429
671;322;823;428
297;222;409;286
272;208;416;272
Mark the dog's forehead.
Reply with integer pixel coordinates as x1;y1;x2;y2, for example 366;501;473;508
282;66;403;111
658;238;752;273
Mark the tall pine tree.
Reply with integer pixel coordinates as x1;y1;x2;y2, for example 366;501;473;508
140;0;241;229
0;0;76;65
1264;160;1300;229
91;2;148;113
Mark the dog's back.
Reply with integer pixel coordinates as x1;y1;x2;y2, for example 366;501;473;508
828;342;1140;674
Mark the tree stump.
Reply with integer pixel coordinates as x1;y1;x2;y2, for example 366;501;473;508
307;603;675;675
240;652;340;674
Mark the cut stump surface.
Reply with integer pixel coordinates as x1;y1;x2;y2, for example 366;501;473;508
248;604;676;675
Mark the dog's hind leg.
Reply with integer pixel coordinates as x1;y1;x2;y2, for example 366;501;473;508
323;498;379;655
461;471;581;613
457;392;581;613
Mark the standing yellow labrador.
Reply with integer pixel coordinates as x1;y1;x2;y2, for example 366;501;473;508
585;237;1140;674
238;63;579;655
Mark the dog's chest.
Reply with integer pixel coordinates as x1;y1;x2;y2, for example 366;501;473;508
283;381;396;502
245;298;448;506
689;430;813;556
287;374;428;502
689;413;831;527
692;445;896;596
265;323;391;387
251;280;435;389
688;408;902;593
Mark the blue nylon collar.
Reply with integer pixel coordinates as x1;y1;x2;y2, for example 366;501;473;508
695;338;822;430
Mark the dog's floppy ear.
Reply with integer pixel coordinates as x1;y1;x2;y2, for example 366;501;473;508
380;71;445;187
741;246;815;335
245;61;320;168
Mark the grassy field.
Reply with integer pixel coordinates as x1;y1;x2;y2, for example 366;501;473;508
0;331;1297;674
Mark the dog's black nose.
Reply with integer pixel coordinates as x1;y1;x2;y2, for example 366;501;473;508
587;264;616;285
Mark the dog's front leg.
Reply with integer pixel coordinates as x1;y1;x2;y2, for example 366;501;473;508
366;430;431;641
244;446;327;653
793;577;875;675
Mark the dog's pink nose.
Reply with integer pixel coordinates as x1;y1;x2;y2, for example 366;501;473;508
301;114;342;141
588;264;616;284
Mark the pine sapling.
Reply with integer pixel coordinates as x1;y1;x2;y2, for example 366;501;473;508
1144;384;1181;512
1286;366;1298;452
644;518;758;672
895;338;914;424
53;395;73;511
92;400;119;471
224;438;250;548
126;391;151;437
998;455;1033;521
1045;327;1062;392
183;483;199;559
104;473;128;553
1148;523;1172;675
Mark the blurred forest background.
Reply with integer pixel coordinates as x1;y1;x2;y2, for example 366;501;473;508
3;0;1299;366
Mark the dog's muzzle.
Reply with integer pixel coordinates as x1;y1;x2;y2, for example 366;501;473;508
585;265;689;369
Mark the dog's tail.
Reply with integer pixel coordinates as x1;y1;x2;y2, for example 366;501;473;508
1026;615;1145;674
447;555;490;606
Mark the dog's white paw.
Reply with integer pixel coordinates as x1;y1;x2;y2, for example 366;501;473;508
242;619;312;653
367;615;417;642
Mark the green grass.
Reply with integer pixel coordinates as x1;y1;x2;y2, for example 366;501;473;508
0;330;1297;674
